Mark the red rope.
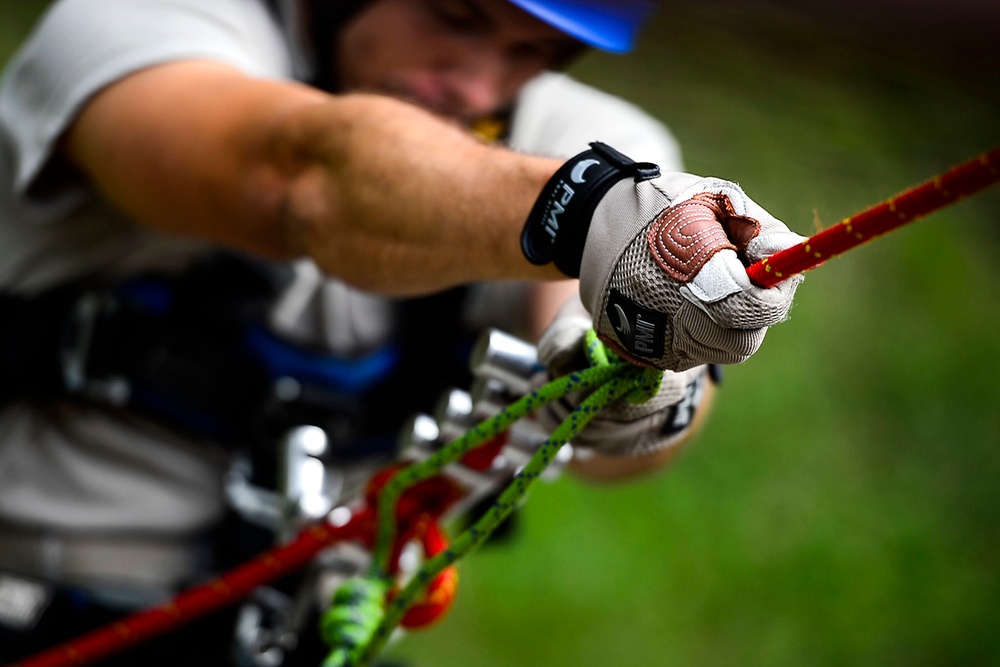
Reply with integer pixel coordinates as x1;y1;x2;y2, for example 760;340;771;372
8;514;370;667
747;147;1000;288
9;461;471;667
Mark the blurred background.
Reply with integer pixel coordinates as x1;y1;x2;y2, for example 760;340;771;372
3;1;999;665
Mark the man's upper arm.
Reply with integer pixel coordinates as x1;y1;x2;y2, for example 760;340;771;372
64;61;327;257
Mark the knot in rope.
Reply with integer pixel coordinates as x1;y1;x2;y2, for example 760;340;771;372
320;576;390;667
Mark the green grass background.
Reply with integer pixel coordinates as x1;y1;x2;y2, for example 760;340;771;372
3;2;999;665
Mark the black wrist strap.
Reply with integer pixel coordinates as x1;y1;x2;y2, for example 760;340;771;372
520;141;660;278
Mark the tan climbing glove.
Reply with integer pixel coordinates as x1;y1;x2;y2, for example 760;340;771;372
522;142;804;371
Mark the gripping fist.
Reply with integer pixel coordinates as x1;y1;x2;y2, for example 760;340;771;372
536;295;710;458
522;142;804;371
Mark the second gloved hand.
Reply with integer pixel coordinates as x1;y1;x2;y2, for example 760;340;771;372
522;142;805;371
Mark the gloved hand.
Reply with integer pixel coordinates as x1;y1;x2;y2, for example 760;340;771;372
535;295;710;458
522;142;805;371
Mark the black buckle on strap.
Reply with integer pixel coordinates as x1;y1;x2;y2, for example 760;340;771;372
60;292;131;405
520;141;660;278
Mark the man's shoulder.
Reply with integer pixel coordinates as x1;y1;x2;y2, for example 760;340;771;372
0;0;298;208
508;72;682;169
13;0;293;79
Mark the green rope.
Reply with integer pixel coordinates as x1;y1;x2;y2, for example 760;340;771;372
320;331;663;667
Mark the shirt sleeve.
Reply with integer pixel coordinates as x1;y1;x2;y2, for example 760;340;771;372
0;0;292;201
507;71;684;171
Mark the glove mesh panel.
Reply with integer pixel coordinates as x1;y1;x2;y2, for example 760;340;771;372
599;223;686;369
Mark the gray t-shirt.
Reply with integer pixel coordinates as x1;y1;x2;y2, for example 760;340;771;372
0;0;681;591
0;0;302;571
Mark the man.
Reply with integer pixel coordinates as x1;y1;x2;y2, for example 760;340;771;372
0;0;803;663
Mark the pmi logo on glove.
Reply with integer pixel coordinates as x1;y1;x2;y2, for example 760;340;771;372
605;289;665;359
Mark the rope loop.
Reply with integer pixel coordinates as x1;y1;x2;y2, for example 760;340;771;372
323;331;661;666
585;328;663;405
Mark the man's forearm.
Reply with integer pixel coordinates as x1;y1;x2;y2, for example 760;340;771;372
282;93;564;294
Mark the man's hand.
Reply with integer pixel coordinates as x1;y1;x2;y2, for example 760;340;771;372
522;142;805;371
535;295;711;461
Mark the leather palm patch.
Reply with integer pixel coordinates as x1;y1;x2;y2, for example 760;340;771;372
647;193;761;282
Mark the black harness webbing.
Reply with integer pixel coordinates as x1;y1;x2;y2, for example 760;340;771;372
0;253;474;460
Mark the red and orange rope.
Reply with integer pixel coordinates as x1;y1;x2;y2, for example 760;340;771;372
747;147;1000;287
9;517;368;667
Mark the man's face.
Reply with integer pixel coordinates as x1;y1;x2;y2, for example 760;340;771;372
335;0;582;126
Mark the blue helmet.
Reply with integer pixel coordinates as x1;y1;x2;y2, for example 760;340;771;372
506;0;657;53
